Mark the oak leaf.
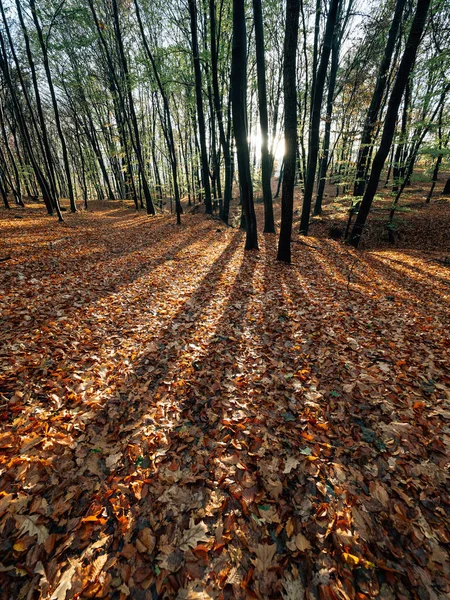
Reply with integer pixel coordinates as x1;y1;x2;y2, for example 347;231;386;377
179;519;209;551
15;515;49;545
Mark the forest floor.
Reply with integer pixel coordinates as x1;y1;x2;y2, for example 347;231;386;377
0;183;450;600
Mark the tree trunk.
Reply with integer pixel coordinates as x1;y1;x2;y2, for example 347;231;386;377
29;0;76;213
252;0;275;233
277;0;300;263
209;0;233;225
442;178;450;195
353;0;406;197
134;0;181;223
349;0;431;248
188;0;213;214
299;0;340;235
111;0;155;216
231;0;258;250
313;8;341;216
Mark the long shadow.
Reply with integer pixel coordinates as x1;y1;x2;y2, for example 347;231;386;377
366;253;450;310
2;229;449;599
0;228;247;597
0;219;216;336
369;252;450;292
278;239;450;598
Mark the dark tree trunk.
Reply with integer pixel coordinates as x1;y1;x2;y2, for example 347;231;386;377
0;171;9;208
134;0;181;223
313;7;341;216
275;160;284;199
209;0;233;225
0;31;57;217
252;0;275;233
353;0;407;197
427;104;446;203
443;178;450;195
188;0;213;214
349;0;431;248
277;0;300;263
12;0;58;208
299;0;340;235
231;0;258;250
29;0;76;213
392;79;411;193
111;0;155;216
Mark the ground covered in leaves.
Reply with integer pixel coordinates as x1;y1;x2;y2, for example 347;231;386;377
1;199;450;600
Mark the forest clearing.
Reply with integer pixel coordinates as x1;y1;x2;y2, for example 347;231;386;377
1;186;450;599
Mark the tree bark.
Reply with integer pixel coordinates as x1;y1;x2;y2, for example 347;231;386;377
134;0;181;223
29;0;76;213
252;0;275;233
188;0;213;214
353;0;407;197
209;0;233;224
299;0;340;235
231;0;258;250
277;0;300;263
349;0;431;248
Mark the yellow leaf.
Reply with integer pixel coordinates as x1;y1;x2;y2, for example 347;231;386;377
13;539;29;552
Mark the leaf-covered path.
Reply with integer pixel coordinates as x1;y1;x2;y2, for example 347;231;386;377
1;204;450;599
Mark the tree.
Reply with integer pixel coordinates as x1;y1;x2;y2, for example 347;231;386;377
299;0;340;235
353;0;407;198
188;0;213;215
277;0;301;263
231;0;258;250
349;0;432;248
252;0;275;233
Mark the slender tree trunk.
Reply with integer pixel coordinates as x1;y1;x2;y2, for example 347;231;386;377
277;0;300;263
134;0;181;223
275;160;284;198
29;0;76;213
252;0;275;233
299;0;340;235
0;171;9;208
353;0;407;197
0;32;58;218
313;11;341;216
188;0;213;214
388;84;449;231
426;104;446;204
11;0;58;207
349;0;431;248
111;0;155;216
231;0;258;250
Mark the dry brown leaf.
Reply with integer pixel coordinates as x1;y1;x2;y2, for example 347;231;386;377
253;543;277;572
179;520;209;551
15;515;49;545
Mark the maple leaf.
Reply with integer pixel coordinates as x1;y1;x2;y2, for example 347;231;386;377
252;543;277;572
179;519;210;551
15;515;49;545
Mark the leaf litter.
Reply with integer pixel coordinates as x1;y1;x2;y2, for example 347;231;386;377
0;202;449;599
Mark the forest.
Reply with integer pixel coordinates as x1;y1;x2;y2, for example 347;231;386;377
0;0;450;598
